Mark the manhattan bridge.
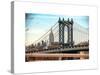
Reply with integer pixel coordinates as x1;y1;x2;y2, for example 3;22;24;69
25;18;89;61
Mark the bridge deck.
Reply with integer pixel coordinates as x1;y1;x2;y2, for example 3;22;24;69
39;46;89;53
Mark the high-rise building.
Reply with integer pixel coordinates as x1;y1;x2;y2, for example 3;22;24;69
49;28;54;45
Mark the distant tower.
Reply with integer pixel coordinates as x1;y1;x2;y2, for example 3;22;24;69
49;28;54;45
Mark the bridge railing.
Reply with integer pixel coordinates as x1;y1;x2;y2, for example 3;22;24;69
25;44;89;53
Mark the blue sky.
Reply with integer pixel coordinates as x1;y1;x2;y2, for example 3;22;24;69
25;13;89;45
25;13;89;29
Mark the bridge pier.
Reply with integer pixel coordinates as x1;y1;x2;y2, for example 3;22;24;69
59;57;62;60
79;51;89;60
80;51;85;60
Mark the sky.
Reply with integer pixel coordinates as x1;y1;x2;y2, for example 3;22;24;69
25;13;89;46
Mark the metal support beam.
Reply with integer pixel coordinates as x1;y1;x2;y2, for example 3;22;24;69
59;18;64;48
58;18;74;48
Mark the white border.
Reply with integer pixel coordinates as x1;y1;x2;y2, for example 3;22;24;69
13;1;98;74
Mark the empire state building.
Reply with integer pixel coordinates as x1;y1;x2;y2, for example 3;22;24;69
49;28;54;45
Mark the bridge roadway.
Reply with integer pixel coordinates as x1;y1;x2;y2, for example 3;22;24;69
38;46;89;53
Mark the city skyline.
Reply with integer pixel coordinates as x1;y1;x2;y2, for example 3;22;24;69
25;13;89;46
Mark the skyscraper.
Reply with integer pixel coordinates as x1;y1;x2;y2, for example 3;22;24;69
49;28;54;45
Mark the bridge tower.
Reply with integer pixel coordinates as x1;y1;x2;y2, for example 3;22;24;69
58;18;74;48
